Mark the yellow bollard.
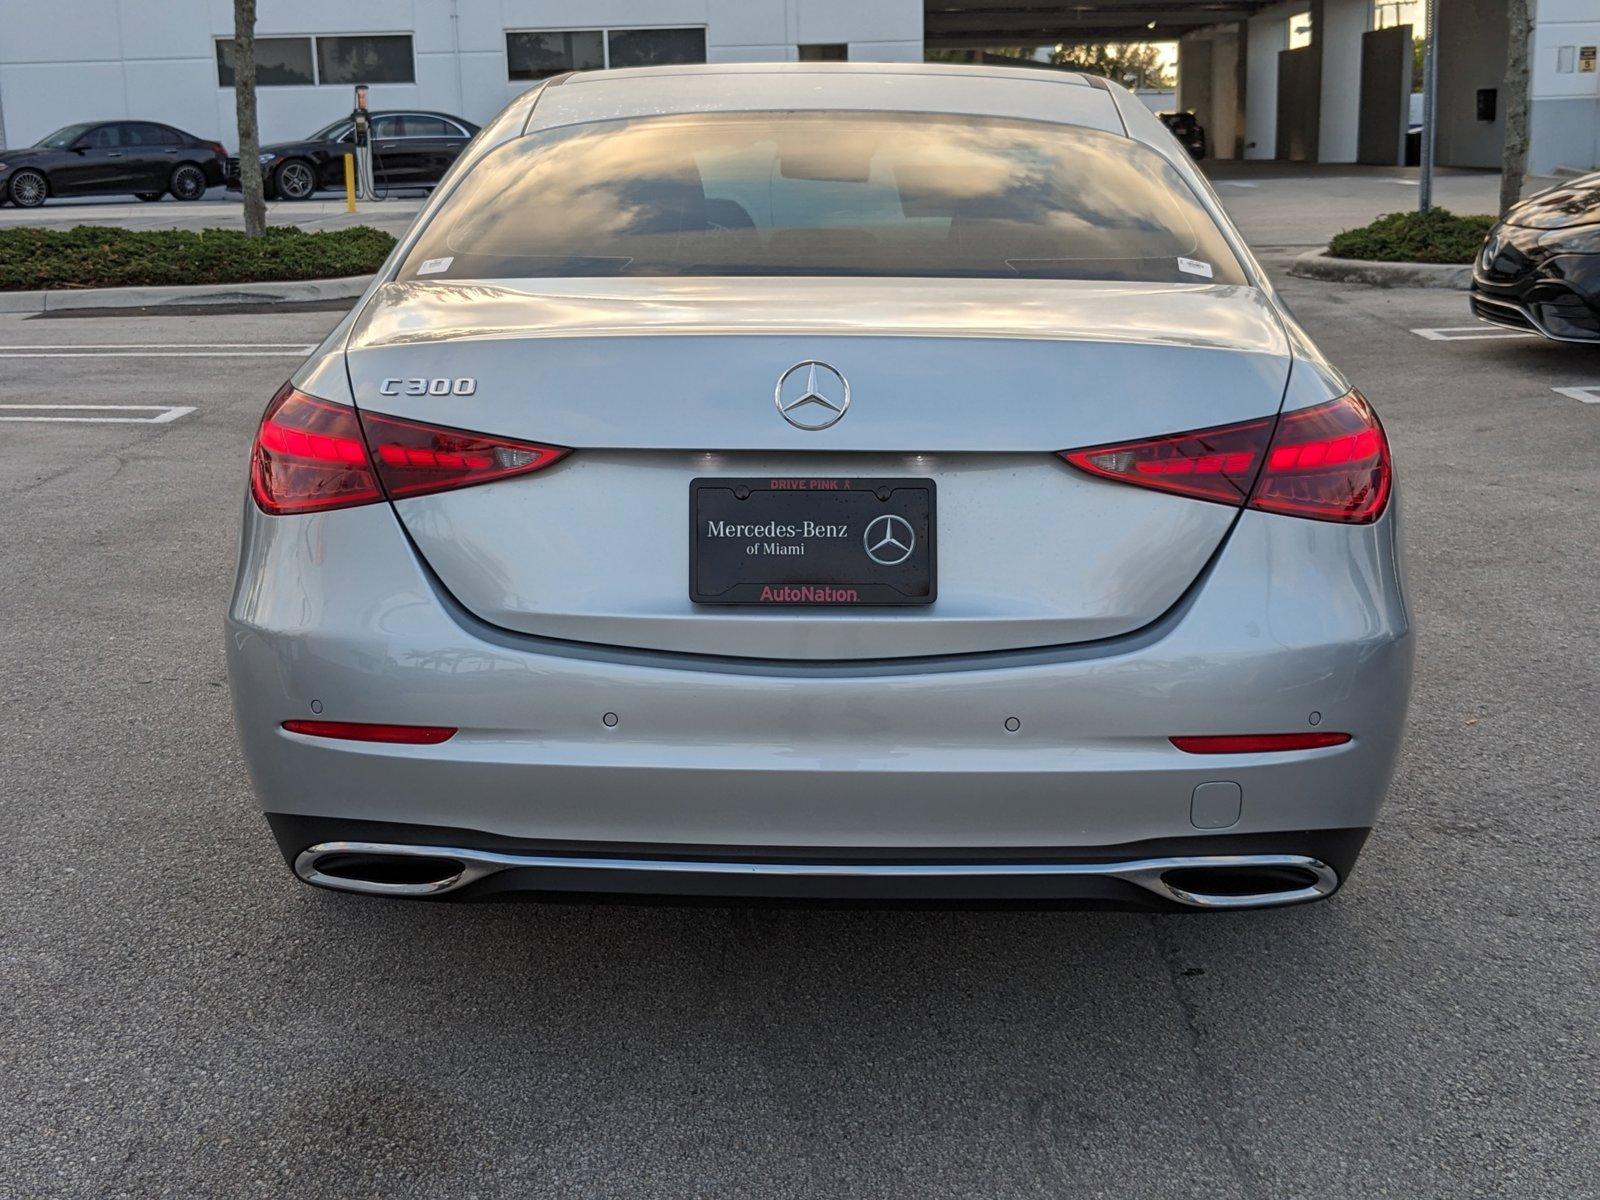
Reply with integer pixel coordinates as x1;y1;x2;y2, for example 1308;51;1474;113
343;152;356;212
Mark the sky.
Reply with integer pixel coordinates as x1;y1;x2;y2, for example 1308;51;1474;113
1374;1;1429;33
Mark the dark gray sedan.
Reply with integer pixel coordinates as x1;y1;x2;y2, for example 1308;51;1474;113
1;121;227;206
226;111;480;200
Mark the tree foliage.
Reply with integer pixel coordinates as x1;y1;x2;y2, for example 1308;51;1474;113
1049;43;1175;90
926;42;1175;91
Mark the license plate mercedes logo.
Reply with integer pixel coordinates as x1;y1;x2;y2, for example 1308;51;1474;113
863;513;915;565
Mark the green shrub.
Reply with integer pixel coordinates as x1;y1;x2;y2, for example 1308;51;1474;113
0;225;396;291
1327;209;1497;264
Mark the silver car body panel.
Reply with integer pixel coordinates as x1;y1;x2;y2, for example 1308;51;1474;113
235;64;1413;901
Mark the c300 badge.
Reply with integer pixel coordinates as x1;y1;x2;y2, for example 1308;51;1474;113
379;377;477;397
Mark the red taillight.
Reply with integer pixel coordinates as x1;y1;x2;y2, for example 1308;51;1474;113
249;384;568;514
361;409;568;500
282;720;457;744
1059;390;1392;524
1248;392;1391;524
1170;732;1351;754
251;384;383;514
1060;417;1272;506
210;142;228;158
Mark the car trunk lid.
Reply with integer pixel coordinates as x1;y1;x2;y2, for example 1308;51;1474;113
344;277;1289;659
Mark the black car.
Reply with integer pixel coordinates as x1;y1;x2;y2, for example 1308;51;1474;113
1158;111;1206;161
1472;171;1600;343
0;121;227;207
228;111;480;200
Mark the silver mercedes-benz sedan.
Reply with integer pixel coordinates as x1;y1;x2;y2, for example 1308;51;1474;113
228;63;1411;910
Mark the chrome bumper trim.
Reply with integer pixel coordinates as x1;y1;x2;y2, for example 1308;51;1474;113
1471;290;1600;344
293;841;1339;909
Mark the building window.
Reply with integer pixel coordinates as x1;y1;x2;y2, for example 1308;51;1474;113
316;35;415;84
798;44;849;61
215;37;315;87
215;34;414;86
606;27;706;69
505;27;705;81
506;31;606;80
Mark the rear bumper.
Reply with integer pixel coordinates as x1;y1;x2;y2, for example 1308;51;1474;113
271;815;1367;909
227;496;1412;897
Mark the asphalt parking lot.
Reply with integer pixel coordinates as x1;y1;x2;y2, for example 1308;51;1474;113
3;209;1598;1196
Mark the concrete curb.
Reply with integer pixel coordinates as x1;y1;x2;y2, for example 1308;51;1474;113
0;274;372;314
1287;250;1473;290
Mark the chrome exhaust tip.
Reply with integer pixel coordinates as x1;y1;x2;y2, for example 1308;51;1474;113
293;842;501;897
1130;855;1340;909
293;842;1338;907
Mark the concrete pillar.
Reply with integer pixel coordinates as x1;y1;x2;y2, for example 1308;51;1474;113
1435;0;1508;168
1209;26;1243;158
1317;0;1371;162
1177;35;1216;130
1245;10;1288;158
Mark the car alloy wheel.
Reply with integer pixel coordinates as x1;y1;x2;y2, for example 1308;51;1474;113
170;164;207;201
275;160;316;201
9;169;47;208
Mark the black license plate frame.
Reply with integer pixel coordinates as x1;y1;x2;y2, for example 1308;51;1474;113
690;477;936;606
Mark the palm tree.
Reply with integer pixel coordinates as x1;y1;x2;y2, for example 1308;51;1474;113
1499;0;1531;216
232;0;267;237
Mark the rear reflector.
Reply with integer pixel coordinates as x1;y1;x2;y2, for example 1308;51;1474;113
1059;390;1391;524
250;384;568;514
282;720;457;744
1170;732;1351;754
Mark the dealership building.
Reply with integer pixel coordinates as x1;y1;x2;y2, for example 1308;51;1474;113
0;1;923;151
0;1;1593;174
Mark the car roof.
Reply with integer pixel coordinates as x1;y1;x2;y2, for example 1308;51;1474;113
527;62;1127;137
368;110;473;121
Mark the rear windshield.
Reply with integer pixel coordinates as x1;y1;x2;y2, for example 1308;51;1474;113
397;111;1248;285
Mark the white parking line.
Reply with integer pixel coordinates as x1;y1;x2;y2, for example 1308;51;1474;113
1552;386;1600;405
1412;326;1536;341
0;352;310;360
0;404;197;423
0;342;313;359
0;343;313;350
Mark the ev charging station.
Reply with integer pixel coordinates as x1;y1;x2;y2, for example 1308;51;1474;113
347;83;380;205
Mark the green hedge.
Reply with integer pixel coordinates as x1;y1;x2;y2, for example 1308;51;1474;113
0;225;396;291
1327;209;1497;264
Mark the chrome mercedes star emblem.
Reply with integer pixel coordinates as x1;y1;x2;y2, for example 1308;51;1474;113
775;360;850;430
863;514;915;566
